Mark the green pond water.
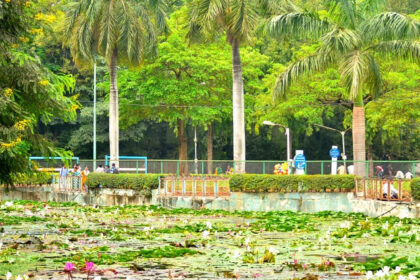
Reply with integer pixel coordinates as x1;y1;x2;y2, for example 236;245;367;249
0;200;419;279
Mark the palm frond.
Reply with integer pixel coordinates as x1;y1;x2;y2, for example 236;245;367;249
339;49;376;100
370;40;420;64
228;0;258;42
318;27;360;55
363;12;420;41
273;54;332;100
326;0;357;29
268;12;329;40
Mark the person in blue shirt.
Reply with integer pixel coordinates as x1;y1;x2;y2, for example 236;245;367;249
110;163;119;174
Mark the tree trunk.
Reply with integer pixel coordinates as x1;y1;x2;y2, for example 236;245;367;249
352;106;366;177
178;119;188;175
207;123;213;174
367;146;374;178
109;48;119;167
231;39;246;173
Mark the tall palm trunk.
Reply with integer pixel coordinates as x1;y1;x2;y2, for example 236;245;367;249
207;123;213;174
109;48;119;167
178;119;188;175
231;38;246;173
352;106;366;177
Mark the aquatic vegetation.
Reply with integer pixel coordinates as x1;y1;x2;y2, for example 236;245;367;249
0;200;419;279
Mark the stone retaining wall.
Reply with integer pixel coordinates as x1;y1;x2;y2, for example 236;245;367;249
1;186;418;218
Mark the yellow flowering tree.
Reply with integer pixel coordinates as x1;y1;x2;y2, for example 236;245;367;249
0;0;78;184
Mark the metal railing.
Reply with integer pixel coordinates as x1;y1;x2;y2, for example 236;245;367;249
53;175;84;192
158;176;230;198
355;178;412;202
32;159;419;178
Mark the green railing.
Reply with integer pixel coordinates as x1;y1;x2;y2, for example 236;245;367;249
33;159;419;178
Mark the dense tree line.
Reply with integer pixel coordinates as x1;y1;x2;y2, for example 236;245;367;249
0;0;419;180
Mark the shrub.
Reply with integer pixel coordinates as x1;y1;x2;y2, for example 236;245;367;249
410;178;420;201
86;173;161;197
229;174;356;193
12;172;56;186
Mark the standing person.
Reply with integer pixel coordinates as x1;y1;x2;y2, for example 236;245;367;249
374;165;384;178
72;165;81;190
104;165;110;173
95;164;104;173
110;163;119;174
81;166;90;191
59;164;68;190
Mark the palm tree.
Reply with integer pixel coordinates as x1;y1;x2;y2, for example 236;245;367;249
269;1;419;177
65;0;166;165
186;0;281;173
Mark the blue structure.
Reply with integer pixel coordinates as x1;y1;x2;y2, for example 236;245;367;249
104;155;148;174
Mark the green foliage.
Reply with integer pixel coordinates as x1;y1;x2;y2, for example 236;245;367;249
410;178;420;200
86;173;161;196
229;174;356;192
0;0;78;185
11;172;55;186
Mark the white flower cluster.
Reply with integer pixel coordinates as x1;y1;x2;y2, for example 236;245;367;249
365;266;417;280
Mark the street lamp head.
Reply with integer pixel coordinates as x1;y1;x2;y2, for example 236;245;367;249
262;120;276;126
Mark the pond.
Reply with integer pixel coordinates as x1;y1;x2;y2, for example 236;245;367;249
0;200;418;279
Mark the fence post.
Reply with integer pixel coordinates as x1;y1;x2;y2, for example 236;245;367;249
387;180;391;201
164;180;167;195
182;177;185;197
214;181;218;198
412;162;416;178
136;160;139;174
365;161;369;179
321;161;324;175
193;178;196;197
160;160;163;174
176;161;179;177
363;179;366;199
202;161;204;175
398;180;402;202
374;179;377;200
263;162;266;174
158;176;161;194
172;178;175;195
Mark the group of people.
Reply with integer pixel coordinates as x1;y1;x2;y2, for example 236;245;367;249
59;164;90;191
58;163;119;191
374;165;413;180
95;163;119;174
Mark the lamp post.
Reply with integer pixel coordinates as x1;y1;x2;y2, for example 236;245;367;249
263;121;292;174
93;57;97;170
314;124;350;172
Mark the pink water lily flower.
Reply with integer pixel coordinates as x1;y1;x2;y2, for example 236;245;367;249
64;262;75;272
85;261;95;272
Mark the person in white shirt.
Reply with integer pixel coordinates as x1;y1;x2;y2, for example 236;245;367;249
382;182;398;199
405;171;413;180
337;165;346;174
347;165;354;175
395;170;404;179
95;165;104;173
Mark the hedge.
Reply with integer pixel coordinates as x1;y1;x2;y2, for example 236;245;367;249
410;178;420;201
86;173;161;196
229;174;356;193
12;172;55;186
